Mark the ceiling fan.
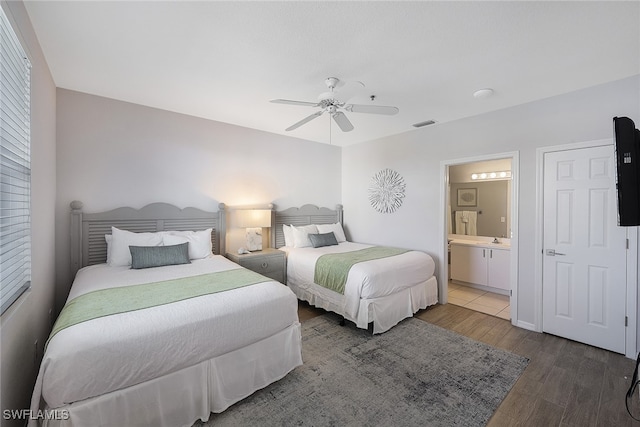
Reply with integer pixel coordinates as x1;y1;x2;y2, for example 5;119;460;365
270;77;399;132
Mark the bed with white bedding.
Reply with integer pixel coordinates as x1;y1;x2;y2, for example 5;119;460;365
272;204;438;333
29;202;302;427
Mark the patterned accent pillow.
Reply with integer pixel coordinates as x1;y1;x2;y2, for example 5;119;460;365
129;243;190;269
308;232;339;248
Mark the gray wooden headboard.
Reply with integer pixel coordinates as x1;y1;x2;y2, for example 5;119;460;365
69;201;225;276
271;204;343;248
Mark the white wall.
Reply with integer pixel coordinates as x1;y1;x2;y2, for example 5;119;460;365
55;89;341;310
342;75;640;328
0;2;57;425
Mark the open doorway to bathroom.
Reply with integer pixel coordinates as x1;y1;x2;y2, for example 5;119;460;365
440;153;519;324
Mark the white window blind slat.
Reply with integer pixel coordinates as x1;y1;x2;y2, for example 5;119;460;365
1;142;29;161
1;7;31;314
1;160;30;176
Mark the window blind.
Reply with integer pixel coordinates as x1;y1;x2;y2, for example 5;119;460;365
1;7;32;314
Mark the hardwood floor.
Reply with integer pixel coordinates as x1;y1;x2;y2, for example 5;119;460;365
298;301;640;427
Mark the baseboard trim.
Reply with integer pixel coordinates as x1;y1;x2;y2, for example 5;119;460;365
516;320;537;332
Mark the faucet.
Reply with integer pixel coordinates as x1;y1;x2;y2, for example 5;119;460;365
492;237;500;244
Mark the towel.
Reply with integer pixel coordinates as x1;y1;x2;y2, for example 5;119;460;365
455;211;477;235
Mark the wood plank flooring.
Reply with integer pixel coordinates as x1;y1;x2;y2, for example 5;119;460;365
297;301;640;427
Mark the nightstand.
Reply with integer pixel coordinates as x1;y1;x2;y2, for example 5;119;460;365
226;248;286;284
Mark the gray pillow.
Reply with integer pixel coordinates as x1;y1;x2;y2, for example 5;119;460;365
129;243;190;269
308;232;339;248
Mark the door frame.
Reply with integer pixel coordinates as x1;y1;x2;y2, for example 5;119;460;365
439;151;520;326
535;139;638;358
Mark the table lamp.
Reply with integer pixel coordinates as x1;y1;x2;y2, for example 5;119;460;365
235;209;271;251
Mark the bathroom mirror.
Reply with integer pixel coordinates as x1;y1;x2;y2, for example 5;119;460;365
448;159;512;238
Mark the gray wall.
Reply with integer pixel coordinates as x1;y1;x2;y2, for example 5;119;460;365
0;1;57;425
342;75;640;331
55;89;342;310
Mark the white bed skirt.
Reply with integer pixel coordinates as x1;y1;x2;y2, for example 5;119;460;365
41;322;302;427
289;276;438;333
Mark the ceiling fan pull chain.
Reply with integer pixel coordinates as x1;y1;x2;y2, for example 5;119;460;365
329;113;332;145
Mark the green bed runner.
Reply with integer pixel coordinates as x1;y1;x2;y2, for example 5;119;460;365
47;268;270;349
314;246;409;295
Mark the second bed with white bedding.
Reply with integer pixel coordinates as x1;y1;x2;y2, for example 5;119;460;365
281;242;438;333
273;205;438;333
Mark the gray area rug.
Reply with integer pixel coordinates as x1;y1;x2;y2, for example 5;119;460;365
203;314;529;427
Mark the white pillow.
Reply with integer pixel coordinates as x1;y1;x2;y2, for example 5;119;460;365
291;224;318;248
163;228;212;260
316;222;346;243
282;224;294;247
109;227;163;267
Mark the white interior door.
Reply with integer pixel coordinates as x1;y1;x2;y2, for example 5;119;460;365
542;145;627;353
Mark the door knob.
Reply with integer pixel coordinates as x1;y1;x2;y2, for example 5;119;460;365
545;249;566;256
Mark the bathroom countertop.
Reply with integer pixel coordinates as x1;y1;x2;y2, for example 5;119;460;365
449;239;511;249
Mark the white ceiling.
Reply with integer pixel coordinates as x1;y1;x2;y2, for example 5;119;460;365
23;1;640;146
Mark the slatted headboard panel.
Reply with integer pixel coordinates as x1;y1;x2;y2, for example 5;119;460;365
271;204;343;248
69;201;225;276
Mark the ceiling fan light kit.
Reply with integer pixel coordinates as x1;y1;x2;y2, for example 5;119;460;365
270;77;399;133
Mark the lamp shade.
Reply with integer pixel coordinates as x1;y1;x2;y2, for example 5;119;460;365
235;209;272;228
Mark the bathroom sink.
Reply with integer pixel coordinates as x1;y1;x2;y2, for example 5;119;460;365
450;240;510;248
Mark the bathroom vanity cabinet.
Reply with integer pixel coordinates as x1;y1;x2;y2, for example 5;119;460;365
450;241;510;290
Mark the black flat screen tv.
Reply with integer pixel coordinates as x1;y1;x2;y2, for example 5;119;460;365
614;116;640;226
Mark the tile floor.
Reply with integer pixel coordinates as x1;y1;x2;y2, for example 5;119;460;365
447;281;510;320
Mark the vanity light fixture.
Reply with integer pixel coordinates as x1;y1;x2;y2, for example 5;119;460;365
471;171;511;181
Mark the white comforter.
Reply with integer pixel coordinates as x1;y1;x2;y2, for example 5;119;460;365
33;255;299;410
281;242;435;320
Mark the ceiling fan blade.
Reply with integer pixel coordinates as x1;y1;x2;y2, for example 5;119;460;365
285;111;323;131
271;99;320;107
332;112;354;132
344;104;399;115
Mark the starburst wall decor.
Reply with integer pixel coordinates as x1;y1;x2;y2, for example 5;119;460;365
368;168;406;213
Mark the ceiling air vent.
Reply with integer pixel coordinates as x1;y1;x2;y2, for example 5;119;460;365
412;120;436;128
